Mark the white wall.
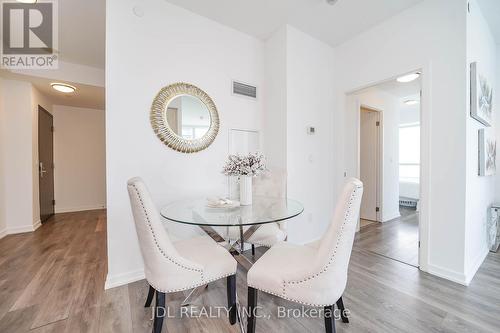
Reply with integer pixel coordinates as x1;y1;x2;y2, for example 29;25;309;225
106;0;264;288
0;79;6;238
53;106;106;213
464;0;497;281
0;79;53;235
263;26;287;171
285;26;336;243
333;0;469;283
351;88;400;222
497;47;500;203
2;80;37;233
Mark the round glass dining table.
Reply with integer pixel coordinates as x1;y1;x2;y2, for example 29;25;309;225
161;196;304;270
161;197;303;329
160;196;304;227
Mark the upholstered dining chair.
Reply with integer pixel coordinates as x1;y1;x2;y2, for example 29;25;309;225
246;178;363;333
127;177;238;333
226;169;288;254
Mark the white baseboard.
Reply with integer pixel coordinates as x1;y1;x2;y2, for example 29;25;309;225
6;224;37;235
427;263;468;286
0;228;7;240
55;204;106;214
464;247;489;285
33;220;41;231
427;247;489;286
0;220;41;239
381;211;401;222
105;269;145;290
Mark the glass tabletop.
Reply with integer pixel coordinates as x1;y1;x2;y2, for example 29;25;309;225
160;196;304;227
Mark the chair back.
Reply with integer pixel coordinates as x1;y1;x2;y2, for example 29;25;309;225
254;169;288;230
254;168;287;198
127;177;187;290
316;178;363;290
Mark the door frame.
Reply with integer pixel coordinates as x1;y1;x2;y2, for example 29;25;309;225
358;105;383;224
346;66;429;271
38;105;55;223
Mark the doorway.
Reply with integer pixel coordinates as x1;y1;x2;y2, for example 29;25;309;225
38;106;55;223
350;71;422;268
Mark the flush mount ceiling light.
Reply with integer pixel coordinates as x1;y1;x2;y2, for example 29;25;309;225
16;0;37;3
397;72;421;83
326;0;339;5
51;83;76;93
404;99;419;106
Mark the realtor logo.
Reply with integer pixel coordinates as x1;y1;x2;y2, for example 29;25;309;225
1;0;58;69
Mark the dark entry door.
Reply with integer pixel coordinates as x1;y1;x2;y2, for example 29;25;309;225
38;106;55;222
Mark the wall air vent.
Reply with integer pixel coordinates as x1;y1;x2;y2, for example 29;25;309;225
232;81;257;99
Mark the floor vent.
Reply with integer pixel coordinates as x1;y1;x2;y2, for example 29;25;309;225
232;81;257;99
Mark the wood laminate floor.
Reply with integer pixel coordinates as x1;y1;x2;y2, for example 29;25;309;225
358;207;419;267
1;210;499;332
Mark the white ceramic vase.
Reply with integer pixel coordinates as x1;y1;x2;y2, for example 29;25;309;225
239;175;253;206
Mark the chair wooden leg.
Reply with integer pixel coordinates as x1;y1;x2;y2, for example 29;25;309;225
247;287;258;333
324;305;336;333
251;244;255;256
145;285;155;307
227;275;237;325
336;296;349;323
153;292;166;333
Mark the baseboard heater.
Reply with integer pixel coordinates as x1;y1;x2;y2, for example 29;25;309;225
399;197;418;208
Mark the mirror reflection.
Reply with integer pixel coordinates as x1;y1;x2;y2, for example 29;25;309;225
166;95;211;140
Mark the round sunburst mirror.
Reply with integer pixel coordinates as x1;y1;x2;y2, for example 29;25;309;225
150;83;220;153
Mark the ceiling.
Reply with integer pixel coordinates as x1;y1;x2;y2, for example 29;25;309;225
58;0;105;68
0;0;105;109
376;76;421;100
477;0;500;44
164;0;423;46
0;70;105;110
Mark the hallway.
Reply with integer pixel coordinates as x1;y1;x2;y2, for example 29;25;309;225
357;208;419;267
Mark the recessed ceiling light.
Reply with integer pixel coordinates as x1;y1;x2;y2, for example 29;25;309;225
397;72;420;83
326;0;339;5
16;0;37;3
51;83;76;93
404;100;419;106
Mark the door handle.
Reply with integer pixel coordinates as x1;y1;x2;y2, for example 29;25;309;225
39;162;47;178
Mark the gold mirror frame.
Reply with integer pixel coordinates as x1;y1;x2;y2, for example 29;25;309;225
150;83;219;153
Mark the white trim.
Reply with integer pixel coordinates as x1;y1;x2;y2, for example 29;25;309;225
105;269;145;290
33;220;42;231
427;263;468;286
418;63;432;273
55;204;106;214
1;220;41;238
464;247;489;285
6;224;36;234
381;211;401;222
348;64;430;272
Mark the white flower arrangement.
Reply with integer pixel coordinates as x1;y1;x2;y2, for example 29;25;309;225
222;152;266;178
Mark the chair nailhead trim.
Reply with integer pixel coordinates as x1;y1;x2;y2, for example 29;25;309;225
248;284;334;307
279;184;362;299
130;184;204;283
149;271;236;294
